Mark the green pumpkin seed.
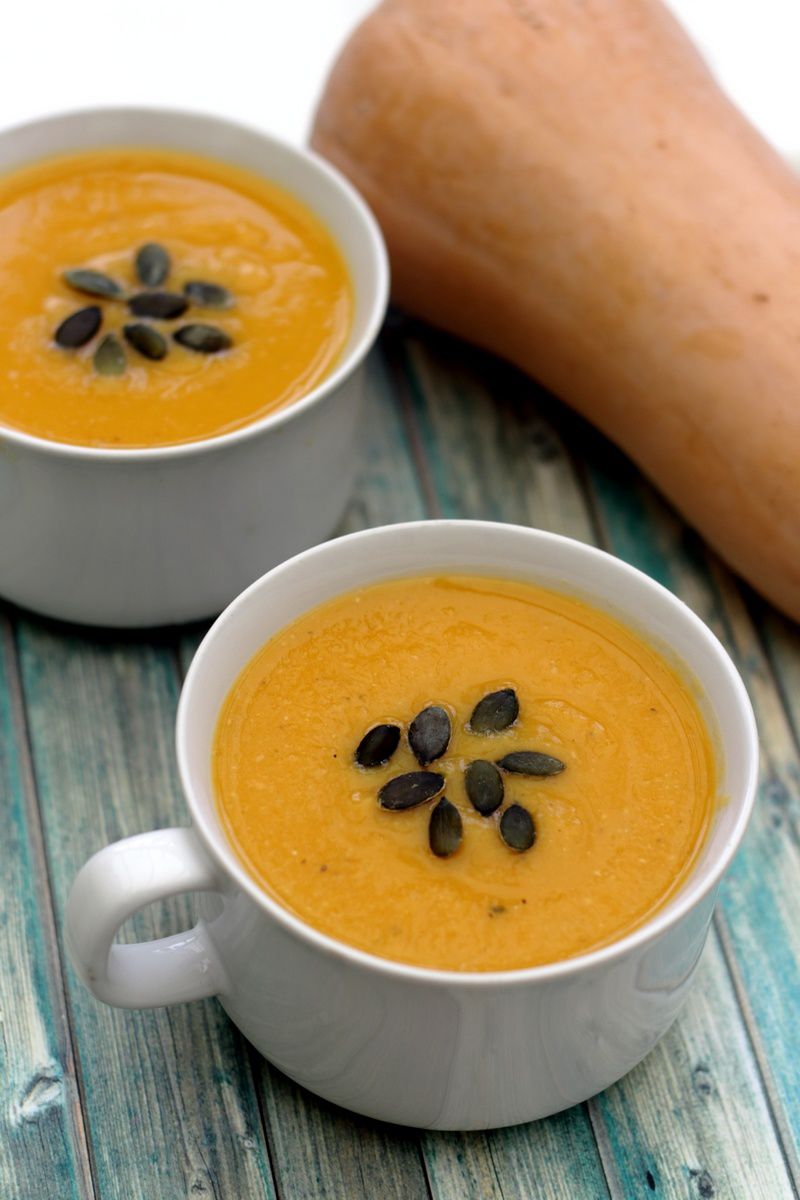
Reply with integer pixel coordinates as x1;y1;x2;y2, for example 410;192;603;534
469;688;519;734
378;771;444;811
408;705;451;766
123;322;168;361
497;751;565;776
174;323;233;354
54;305;102;348
183;280;234;309
355;723;401;768
135;243;170;287
129;291;188;319
464;759;504;815
429;797;462;858
93;333;125;376
64;268;123;299
499;804;536;852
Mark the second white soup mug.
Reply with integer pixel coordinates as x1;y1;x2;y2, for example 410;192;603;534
0;107;388;626
65;521;758;1130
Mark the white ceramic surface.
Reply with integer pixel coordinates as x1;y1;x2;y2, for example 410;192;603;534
0;107;388;626
65;521;759;1129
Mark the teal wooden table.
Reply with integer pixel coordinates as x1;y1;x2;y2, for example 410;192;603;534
3;315;799;1200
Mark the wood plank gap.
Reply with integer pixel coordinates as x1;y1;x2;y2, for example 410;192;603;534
171;640;189;686
483;1141;509;1200
712;908;800;1196
569;454;616;551
191;1134;224;1200
739;589;800;765
384;331;442;518
583;1101;619;1200
415;1140;436;1200
3;616;98;1200
245;1047;285;1200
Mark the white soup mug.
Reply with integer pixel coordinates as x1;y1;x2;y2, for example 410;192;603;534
65;521;758;1129
0;107;388;626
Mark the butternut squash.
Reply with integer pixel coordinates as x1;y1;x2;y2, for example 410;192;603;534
312;0;800;620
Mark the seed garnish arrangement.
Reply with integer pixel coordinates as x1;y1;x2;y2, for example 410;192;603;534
355;687;565;859
53;242;234;375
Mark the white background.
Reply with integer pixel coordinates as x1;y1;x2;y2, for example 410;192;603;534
1;1;797;161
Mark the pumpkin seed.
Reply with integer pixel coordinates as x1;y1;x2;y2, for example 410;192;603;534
408;705;451;766
54;305;102;348
135;243;170;287
429;797;462;857
469;687;519;734
499;803;536;852
497;751;565;776
355;723;401;768
378;771;444;811
464;759;504;815
129;291;188;319
174;323;233;354
64;268;123;299
123;322;168;361
183;280;234;309
93;333;125;376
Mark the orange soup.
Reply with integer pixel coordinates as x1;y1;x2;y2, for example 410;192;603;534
0;147;352;447
213;575;718;972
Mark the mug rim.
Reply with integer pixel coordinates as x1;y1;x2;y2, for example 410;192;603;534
177;520;760;988
0;104;390;463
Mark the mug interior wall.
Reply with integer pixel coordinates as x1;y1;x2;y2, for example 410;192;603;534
0;109;381;359
183;522;752;921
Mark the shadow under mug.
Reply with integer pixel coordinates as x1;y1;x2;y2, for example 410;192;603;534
0;107;389;627
65;521;758;1129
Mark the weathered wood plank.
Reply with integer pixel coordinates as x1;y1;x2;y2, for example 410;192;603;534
579;428;800;1192
421;1109;609;1200
15;620;277;1200
0;615;94;1200
388;325;797;1198
389;326;594;543
338;335;428;536
593;933;793;1199
755;598;800;1167
755;603;800;756
257;1067;430;1200
177;343;433;1200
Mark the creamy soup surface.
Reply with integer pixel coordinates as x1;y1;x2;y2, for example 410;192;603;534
0;147;351;447
214;574;718;972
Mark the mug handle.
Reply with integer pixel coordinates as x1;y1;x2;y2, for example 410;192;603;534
65;827;229;1009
